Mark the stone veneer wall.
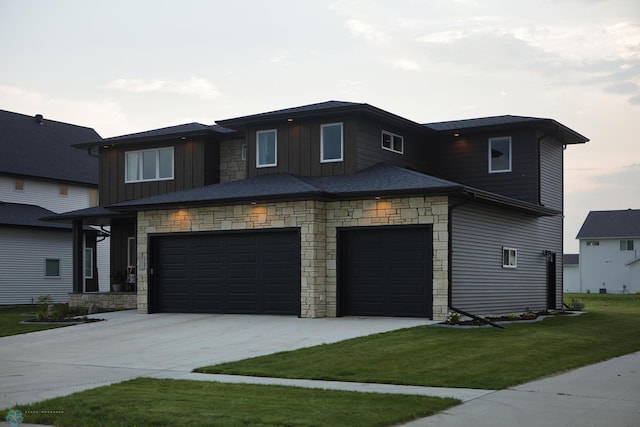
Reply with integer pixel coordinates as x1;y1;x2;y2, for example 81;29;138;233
135;196;449;320
219;139;246;183
68;292;137;311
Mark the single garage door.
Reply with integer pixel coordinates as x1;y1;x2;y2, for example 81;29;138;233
151;229;300;315
339;226;433;318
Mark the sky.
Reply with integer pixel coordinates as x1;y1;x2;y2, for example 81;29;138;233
1;0;639;252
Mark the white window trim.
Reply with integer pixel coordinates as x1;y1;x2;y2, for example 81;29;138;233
256;129;277;168
489;136;512;173
381;130;404;154
320;122;344;163
502;247;518;268
620;240;634;251
125;147;175;183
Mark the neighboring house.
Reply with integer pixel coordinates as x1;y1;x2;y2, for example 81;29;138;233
56;101;587;320
563;254;580;293
576;209;640;294
0;110;104;304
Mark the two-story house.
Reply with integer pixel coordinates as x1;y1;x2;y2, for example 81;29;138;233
56;101;587;320
576;209;640;294
0;110;104;304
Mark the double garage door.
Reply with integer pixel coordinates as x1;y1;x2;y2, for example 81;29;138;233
151;226;433;318
151;229;301;315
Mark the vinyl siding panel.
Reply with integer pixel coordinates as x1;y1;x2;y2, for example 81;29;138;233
0;175;96;213
0;227;73;304
451;202;563;313
539;136;563;211
428;129;539;204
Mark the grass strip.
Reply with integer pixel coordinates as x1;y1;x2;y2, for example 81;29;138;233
3;378;459;427
195;295;640;390
0;306;68;337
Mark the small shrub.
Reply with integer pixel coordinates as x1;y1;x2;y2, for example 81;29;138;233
566;298;585;311
446;311;461;324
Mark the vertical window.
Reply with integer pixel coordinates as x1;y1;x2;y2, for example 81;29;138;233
502;247;517;268
84;248;94;279
45;259;60;277
321;123;343;163
14;179;24;191
620;240;634;250
125;147;174;182
127;237;136;268
256;129;277;167
489;136;512;173
59;184;68;196
241;144;247;161
381;131;404;154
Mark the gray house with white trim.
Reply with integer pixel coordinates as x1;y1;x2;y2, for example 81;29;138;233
55;101;587;320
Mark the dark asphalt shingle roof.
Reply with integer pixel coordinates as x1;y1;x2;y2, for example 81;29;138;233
564;254;579;265
74;122;238;148
0;110;101;184
424;115;588;144
576;209;640;239
0;202;72;230
217;101;363;124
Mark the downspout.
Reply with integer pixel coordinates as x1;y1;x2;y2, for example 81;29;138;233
447;195;505;329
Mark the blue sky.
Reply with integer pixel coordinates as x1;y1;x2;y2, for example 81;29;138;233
1;0;639;251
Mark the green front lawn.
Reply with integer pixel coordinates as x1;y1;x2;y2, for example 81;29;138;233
3;378;458;427
195;294;640;390
0;306;68;337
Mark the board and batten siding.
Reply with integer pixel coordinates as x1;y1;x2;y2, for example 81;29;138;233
0;227;72;304
450;202;563;313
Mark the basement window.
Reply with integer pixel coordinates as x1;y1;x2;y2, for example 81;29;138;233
502;247;517;268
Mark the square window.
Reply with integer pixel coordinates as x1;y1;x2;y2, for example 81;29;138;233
620;240;634;251
45;259;60;277
502;247;517;268
489;137;512;173
257;129;277;167
321;123;343;163
381;131;404;154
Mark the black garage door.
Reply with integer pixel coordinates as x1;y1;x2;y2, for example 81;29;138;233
339;226;433;318
151;229;300;315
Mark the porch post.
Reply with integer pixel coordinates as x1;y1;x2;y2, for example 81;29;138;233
72;219;84;293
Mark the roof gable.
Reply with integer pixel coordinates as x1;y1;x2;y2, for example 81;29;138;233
0;110;101;184
576;209;640;239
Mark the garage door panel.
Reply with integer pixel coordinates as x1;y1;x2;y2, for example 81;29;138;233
153;230;300;315
341;226;433;318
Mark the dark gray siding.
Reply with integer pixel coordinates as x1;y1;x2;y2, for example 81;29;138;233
99;137;218;205
539;136;563;211
450;202;563;313
428;129;539;204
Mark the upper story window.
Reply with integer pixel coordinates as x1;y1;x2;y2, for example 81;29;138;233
321;123;343;163
489;136;512;173
382;130;404;154
586;240;600;246
14;179;24;192
502;247;518;268
257;129;277;167
59;184;68;196
620;240;634;251
125;147;174;183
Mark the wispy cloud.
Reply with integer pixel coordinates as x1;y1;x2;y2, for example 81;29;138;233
391;59;421;71
346;18;390;44
106;76;220;100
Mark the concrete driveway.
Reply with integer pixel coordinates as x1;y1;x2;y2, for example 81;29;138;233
0;310;431;409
